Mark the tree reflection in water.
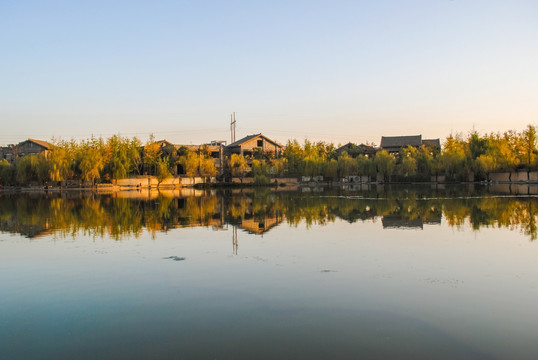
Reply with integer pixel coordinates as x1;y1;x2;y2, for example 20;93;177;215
0;185;537;240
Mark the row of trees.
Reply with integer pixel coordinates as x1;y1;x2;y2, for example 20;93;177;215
269;125;538;182
1;125;537;185
0;135;219;186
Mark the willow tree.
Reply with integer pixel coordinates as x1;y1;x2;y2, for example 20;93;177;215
440;134;469;181
156;157;172;186
356;155;375;179
488;133;518;172
16;155;36;184
143;136;161;176
199;157;217;183
179;151;200;183
229;153;249;183
49;140;73;186
475;154;497;181
337;152;358;178
415;146;436;178
251;159;270;184
282;139;304;176
0;159;14;185
105;135;138;181
323;159;338;183
374;150;396;182
399;146;418;178
521;125;537;168
272;157;288;177
78;137;105;185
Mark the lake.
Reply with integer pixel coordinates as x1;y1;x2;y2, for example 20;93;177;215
1;185;538;359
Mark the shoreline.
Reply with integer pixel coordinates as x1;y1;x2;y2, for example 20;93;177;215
2;179;538;194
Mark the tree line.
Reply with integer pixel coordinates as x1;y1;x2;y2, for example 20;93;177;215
0;125;537;186
0;135;218;186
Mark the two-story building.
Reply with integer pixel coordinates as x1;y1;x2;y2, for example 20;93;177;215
225;133;282;158
0;139;52;163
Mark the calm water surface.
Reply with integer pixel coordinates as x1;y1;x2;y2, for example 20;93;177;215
1;185;538;359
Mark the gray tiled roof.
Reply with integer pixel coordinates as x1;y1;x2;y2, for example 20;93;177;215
422;138;441;147
380;135;422;149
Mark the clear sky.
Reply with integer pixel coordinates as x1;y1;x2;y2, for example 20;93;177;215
1;0;537;146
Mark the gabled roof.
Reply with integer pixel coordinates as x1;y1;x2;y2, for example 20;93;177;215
380;135;422;149
422;138;441;148
26;139;52;149
154;140;174;147
336;142;357;152
176;144;221;152
226;133;282;148
335;142;376;156
336;142;376;151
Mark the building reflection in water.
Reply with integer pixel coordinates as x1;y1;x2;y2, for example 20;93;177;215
0;184;537;240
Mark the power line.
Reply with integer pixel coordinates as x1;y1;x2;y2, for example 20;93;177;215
236;127;373;140
0;128;229;140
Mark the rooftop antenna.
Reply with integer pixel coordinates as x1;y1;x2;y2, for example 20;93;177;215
230;112;236;143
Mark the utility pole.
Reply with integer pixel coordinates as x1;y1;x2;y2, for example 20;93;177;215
230;112;236;144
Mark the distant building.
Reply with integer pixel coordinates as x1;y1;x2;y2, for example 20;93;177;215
0;139;52;163
17;139;52;157
335;142;376;158
379;135;440;154
421;138;441;150
144;140;226;176
225;134;282;158
175;143;225;175
0;146;13;163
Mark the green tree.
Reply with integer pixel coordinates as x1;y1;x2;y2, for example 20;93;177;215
488;133;518;172
374;150;396;182
105;135;138;181
468;131;489;160
49;140;73;186
179;151;200;182
272;158;288;177
252;159;270;184
16;156;36;184
522;125;537;168
282;139;304;176
143;135;161;176
399;146;418;177
78;137;105;185
416;146;435;178
156;157;172;185
199;156;217;182
356;155;375;179
229;153;249;183
337;152;358;178
35;153;50;184
324;159;338;182
475;154;497;181
0;159;14;185
440;134;469;181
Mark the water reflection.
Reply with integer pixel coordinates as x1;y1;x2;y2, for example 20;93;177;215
1;184;538;240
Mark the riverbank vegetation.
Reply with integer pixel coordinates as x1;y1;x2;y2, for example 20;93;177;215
1;125;537;186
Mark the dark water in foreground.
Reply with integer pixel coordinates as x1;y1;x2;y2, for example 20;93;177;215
1;185;538;359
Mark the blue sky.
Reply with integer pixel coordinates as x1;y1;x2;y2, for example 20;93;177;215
1;0;537;146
